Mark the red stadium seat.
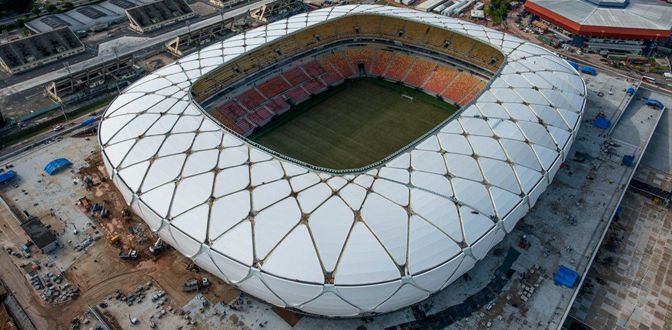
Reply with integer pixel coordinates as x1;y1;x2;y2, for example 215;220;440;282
302;61;324;77
265;97;290;115
283;66;310;85
303;79;326;95
286;87;311;104
237;89;267;110
258;76;291;99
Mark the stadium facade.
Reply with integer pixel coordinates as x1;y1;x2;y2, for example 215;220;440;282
99;5;586;317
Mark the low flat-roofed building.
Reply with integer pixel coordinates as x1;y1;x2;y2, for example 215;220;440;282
525;0;672;53
25;0;147;33
126;0;196;34
0;27;85;75
20;217;58;253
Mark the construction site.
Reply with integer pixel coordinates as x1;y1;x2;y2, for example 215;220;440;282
1;1;672;330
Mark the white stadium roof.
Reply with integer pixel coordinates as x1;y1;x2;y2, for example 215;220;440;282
99;5;586;317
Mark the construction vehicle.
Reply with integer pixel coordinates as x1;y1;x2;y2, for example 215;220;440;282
148;238;164;256
119;249;138;260
109;234;120;245
182;277;210;292
186;263;200;272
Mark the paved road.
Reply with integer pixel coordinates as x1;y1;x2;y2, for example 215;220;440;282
504;9;672;95
0;0;275;98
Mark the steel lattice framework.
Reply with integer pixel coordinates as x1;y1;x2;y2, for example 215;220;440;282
99;5;586;317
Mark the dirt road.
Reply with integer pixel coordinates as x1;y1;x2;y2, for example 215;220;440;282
0;250;51;329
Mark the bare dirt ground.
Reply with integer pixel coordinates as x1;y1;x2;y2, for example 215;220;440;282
138;54;176;73
191;1;219;16
0;140;241;329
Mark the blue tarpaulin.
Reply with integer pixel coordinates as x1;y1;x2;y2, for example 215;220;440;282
44;158;72;175
646;99;664;109
581;66;597;75
594;116;609;129
626;87;635;95
567;61;579;71
554;266;579;288
81;116;97;126
0;170;17;184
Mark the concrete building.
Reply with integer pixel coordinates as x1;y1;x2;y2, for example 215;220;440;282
25;0;147;34
46;53;142;103
0;27;85;75
525;0;672;54
165;17;236;57
126;0;196;34
249;0;306;23
20;218;58;254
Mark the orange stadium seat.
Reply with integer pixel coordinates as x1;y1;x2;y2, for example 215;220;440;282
441;72;481;104
317;57;344;86
423;66;459;95
458;80;486;106
403;58;436;88
384;53;414;81
371;50;393;76
344;47;374;74
328;51;356;78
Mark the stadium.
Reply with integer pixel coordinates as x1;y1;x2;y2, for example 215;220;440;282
98;5;586;317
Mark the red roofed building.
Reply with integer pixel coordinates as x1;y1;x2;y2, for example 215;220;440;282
525;0;672;53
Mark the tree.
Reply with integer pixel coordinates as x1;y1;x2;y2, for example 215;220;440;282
45;3;57;13
63;2;74;10
0;0;33;13
486;0;511;24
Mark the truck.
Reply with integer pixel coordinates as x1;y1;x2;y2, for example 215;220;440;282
182;277;210;292
119;249;138;260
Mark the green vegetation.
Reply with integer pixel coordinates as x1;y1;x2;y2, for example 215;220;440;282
486;0;511;24
0;0;33;14
249;78;457;170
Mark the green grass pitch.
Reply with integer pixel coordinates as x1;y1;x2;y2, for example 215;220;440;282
249;78;458;170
